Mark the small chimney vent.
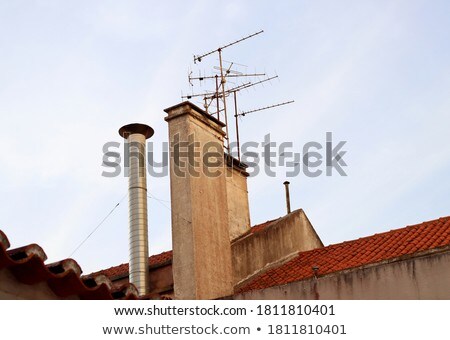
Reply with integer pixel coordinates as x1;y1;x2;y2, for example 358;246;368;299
283;181;291;214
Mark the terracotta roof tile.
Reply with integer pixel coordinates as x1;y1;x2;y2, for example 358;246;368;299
237;216;450;294
90;250;173;279
250;218;280;234
0;230;138;300
93;219;275;279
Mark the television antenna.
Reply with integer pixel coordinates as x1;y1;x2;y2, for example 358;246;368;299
186;30;294;160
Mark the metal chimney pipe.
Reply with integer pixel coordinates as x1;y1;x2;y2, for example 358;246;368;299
119;123;154;296
283;181;291;214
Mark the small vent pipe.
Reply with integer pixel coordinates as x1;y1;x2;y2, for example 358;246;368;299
283;181;291;214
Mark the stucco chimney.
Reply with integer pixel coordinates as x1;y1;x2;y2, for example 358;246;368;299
164;102;233;300
119;123;154;296
225;155;251;240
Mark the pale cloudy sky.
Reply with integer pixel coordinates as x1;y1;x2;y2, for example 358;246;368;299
0;0;449;274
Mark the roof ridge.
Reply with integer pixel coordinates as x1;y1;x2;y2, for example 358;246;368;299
92;219;280;277
237;215;450;294
0;229;138;300
324;215;450;248
88;249;174;278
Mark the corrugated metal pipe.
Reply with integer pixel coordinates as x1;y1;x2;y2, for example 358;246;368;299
119;123;154;296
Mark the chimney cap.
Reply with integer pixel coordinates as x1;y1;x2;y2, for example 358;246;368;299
283;181;290;185
164;101;225;128
119;123;154;139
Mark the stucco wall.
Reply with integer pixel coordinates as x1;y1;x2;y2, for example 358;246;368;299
231;209;323;285
232;248;450;299
148;264;173;294
226;163;251;241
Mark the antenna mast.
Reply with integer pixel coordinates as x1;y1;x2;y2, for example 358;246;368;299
186;30;294;160
191;31;264;152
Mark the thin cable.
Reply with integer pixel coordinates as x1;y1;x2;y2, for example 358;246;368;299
148;195;170;203
147;193;192;224
147;193;172;211
69;193;128;258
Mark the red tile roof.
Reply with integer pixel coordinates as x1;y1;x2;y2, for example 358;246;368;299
92;219;276;280
91;250;173;279
0;230;138;300
250;218;279;234
237;216;450;294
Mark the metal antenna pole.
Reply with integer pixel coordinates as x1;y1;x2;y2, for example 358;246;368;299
218;48;229;151
215;75;220;119
204;97;208;114
233;91;241;160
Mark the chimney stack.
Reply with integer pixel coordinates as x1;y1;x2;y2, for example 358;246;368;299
119;123;154;296
164;102;233;300
225;155;251;240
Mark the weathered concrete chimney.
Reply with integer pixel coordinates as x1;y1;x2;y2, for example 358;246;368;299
164;102;233;300
119;123;154;296
225;155;251;240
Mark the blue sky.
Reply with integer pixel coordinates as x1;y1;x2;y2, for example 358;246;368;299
0;0;449;274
